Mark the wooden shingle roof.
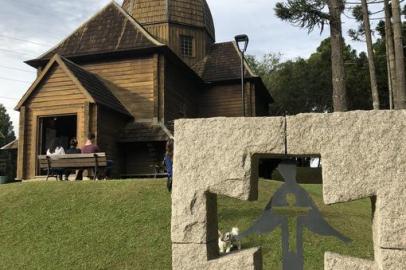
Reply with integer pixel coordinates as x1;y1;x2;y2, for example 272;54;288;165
60;57;132;117
168;0;215;40
192;42;257;83
34;2;162;61
123;0;216;41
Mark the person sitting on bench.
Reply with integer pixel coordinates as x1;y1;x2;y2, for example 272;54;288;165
81;134;100;154
64;138;81;181
46;138;65;180
77;134;112;180
76;134;100;180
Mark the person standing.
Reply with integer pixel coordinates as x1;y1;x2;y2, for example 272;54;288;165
164;139;174;192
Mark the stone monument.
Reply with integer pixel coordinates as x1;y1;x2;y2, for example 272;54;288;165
171;111;406;270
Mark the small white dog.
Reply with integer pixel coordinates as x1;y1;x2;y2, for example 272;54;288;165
218;227;241;254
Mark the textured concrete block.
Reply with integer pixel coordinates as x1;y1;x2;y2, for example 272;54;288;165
172;118;285;244
377;183;406;249
172;244;262;270
287;111;406;204
172;117;285;269
287;111;406;269
172;113;406;270
379;218;406;250
172;242;218;270
171;191;218;244
207;248;262;270
325;252;377;270
380;249;406;270
173;117;286;199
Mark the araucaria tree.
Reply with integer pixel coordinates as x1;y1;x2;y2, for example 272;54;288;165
348;3;380;109
275;0;348;111
383;0;397;109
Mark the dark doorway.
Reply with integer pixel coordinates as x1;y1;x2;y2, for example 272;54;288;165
37;115;77;175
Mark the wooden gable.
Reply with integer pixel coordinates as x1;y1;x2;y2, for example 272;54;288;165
16;55;90;110
16;55;131;116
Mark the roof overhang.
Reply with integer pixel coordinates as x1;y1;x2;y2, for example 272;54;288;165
1;140;18;150
25;46;166;69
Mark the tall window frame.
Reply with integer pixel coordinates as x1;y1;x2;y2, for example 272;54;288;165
180;35;194;57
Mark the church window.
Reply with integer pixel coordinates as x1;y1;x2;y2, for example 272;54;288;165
180;35;194;57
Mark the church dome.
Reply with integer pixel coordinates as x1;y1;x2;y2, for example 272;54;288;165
122;0;215;41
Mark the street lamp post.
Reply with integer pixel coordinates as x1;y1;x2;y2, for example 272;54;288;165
235;34;249;117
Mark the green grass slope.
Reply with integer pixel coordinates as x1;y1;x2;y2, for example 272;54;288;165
0;180;373;270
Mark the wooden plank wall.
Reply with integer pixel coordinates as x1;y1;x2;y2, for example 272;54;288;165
26;65;86;109
144;23;169;44
97;106;129;177
83;57;155;120
164;59;200;126
144;23;212;67
122;142;165;176
123;0;214;67
199;82;256;117
22;65;88;179
255;84;271;116
168;25;211;67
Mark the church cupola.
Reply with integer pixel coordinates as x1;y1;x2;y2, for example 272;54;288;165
122;0;215;66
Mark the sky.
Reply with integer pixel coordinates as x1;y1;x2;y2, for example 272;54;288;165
0;0;387;136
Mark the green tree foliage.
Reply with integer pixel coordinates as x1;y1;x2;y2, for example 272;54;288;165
249;38;394;116
246;53;282;87
274;0;330;33
348;1;380;109
0;104;15;147
348;5;366;41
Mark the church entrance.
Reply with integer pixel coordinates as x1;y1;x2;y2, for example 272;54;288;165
37;114;77;175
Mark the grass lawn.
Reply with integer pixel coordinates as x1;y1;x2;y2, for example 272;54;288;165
0;180;373;270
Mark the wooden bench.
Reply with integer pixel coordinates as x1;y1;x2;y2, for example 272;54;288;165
38;153;107;181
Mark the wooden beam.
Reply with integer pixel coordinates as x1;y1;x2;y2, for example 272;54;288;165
250;83;256;117
16;106;26;180
159;54;165;122
84;102;90;143
153;54;159;123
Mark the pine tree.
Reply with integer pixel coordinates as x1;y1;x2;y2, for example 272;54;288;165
0;104;16;147
349;2;380;109
391;0;406;108
384;0;397;109
275;0;348;111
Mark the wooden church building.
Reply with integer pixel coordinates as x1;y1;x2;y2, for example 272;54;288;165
15;0;272;180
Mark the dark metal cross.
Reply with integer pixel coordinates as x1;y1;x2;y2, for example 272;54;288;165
239;160;351;270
